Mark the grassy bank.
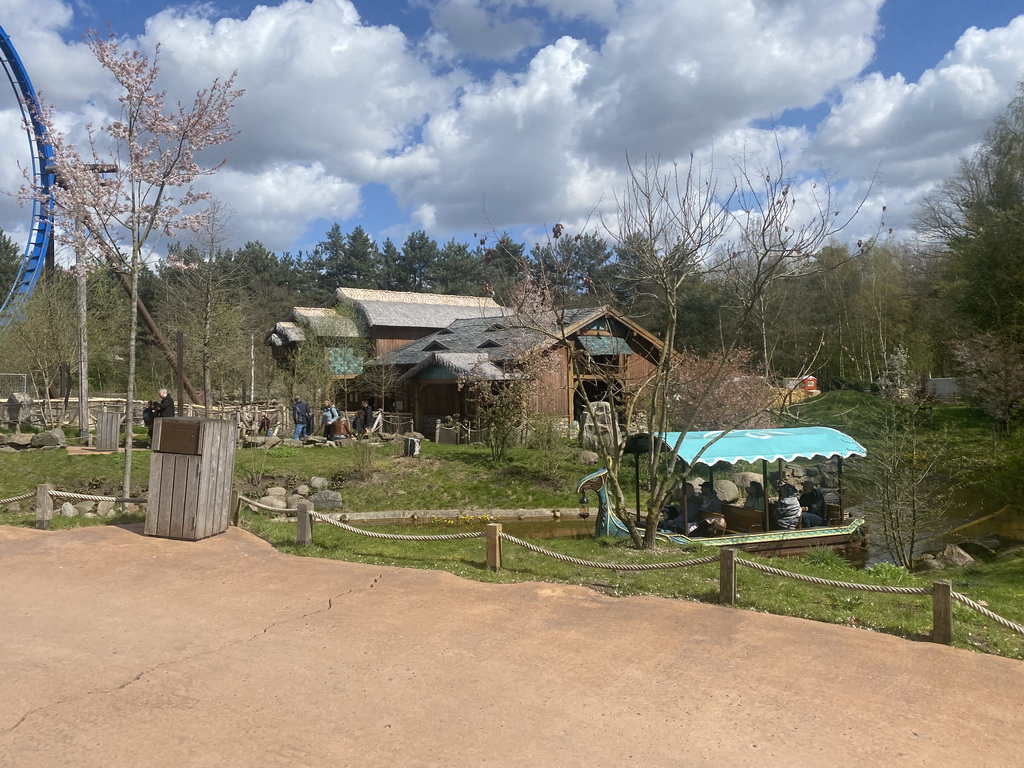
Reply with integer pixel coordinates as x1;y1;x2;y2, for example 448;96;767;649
241;512;1024;660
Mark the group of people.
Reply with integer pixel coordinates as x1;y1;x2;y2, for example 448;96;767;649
745;478;829;530
291;396;375;441
658;476;831;536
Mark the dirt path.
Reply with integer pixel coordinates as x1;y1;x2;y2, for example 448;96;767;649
1;524;1021;767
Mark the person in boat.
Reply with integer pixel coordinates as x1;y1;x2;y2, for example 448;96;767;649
698;482;723;518
799;480;827;527
743;481;766;512
771;479;802;530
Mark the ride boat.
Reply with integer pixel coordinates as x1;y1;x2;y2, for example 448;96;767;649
577;427;869;558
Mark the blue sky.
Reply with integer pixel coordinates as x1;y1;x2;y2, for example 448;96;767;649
3;0;1024;260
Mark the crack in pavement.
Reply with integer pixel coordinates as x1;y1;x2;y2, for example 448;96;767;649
2;572;387;736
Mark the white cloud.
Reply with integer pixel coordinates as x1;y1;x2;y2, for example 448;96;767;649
3;0;1024;264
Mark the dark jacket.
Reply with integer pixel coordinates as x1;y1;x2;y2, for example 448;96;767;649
154;394;175;418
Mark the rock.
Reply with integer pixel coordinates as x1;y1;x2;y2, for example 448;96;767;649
295;484;310;496
578;450;600;465
957;539;996;560
280;438;303;447
74;501;95;516
31;429;67;448
243;435;266;448
305;435;328;445
264;486;288;497
309;476;329;490
403;431;425;440
0;446;15;453
257;496;288;510
286;494;305;509
262;436;283;449
97;500;116;517
784;464;806;479
4;433;33;449
6;503;22;513
307;490;343;510
122;503;139;515
713;479;739;504
939;544;975;568
731;472;761;490
915;555;946;571
59;502;78;517
0;433;6;445
996;545;1024;560
84;512;97;518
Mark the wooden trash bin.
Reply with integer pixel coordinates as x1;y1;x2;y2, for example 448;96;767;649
95;411;121;451
144;417;237;541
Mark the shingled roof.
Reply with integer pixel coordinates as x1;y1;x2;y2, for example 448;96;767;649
333;287;506;329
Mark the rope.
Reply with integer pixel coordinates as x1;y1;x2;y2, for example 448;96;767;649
238;494;298;514
49;491;147;504
0;492;34;505
736;557;931;595
952;591;1024;637
310;510;485;541
500;533;718;571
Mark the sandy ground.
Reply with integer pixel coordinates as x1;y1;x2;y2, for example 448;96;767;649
1;523;1022;768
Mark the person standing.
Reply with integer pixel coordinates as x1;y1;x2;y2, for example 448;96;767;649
292;396;311;440
352;399;373;437
321;399;339;439
148;387;175;441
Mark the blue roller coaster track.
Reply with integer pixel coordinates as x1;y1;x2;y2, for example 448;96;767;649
0;24;55;326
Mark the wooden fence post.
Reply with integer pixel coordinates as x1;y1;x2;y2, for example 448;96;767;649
719;547;737;605
35;483;55;530
230;489;240;526
296;500;313;547
932;579;953;645
486;523;502;571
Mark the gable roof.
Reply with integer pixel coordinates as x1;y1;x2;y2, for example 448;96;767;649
333;287;506;330
265;307;359;348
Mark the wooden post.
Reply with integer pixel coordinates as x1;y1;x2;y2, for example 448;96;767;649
932;579;953;645
230;489;240;526
296;500;313;546
35;483;55;530
486;522;502;571
719;547;737;605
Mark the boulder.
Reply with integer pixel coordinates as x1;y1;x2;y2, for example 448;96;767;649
97;500;117;517
4;433;33;449
243;435;266;448
957;538;997;560
309;476;329;490
0;446;15;453
784;464;806;479
713;479;739;504
308;490;343;510
731;472;761;490
256;496;288;510
0;433;6;445
295;484;310;496
31;429;67;448
286;494;305;509
305;435;328;445
578;450;600;465
59;502;78;517
264;486;288;497
74;501;96;516
915;554;945;571
262;436;283;450
939;544;975;568
403;431;425;440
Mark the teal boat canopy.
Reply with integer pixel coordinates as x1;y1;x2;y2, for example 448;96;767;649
659;427;866;466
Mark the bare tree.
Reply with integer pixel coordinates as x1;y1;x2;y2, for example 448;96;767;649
31;29;242;496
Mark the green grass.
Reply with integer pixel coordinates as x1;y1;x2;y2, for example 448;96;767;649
242;512;1024;659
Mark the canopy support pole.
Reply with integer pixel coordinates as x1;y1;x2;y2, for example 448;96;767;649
838;456;845;518
762;458;770;532
635;455;641;525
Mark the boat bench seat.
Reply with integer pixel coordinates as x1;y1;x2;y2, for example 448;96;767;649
721;504;765;534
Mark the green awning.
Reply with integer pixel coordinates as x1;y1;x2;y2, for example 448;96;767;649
577;335;632;355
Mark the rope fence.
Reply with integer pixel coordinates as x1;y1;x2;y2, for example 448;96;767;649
297;514;1024;646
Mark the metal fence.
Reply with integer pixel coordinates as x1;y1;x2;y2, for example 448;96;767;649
0;373;27;400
